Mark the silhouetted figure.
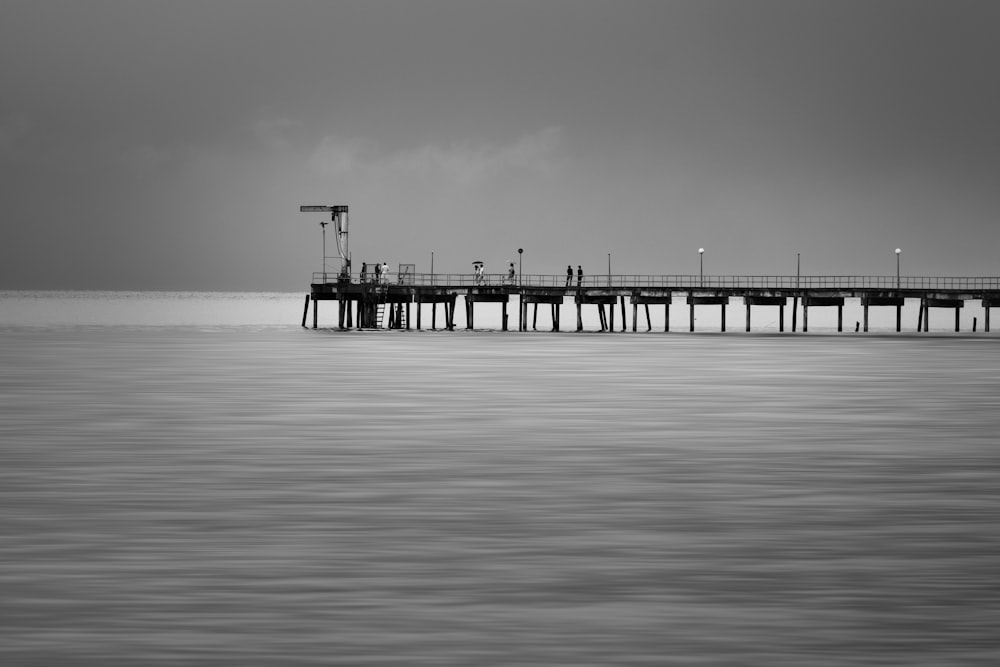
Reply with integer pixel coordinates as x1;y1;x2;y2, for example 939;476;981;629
374;262;382;283
577;265;583;287
508;262;516;285
360;262;367;283
566;265;573;287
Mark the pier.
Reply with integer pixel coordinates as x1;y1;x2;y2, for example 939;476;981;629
302;273;1000;333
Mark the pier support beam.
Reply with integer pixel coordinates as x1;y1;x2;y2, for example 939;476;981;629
743;296;786;332
982;296;1000;332
462;290;512;330
571;291;619;332
860;296;905;333
921;297;964;332
687;295;729;332
627;297;665;333
301;294;310;328
801;296;846;333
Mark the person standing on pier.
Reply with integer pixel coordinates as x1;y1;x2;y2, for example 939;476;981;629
360;262;367;284
577;265;583;287
380;261;389;284
508;262;516;285
566;265;573;287
374;262;382;284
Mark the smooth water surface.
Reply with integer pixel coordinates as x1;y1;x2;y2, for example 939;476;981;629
1;293;998;665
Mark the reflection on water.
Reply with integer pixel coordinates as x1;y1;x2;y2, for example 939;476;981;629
2;325;999;665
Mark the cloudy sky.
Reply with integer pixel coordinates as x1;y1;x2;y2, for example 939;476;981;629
2;0;998;290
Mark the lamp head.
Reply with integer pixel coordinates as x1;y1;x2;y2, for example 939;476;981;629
698;248;704;254
895;248;901;254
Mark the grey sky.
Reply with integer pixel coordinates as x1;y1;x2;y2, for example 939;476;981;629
2;0;998;290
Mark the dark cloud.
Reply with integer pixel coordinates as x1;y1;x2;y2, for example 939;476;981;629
2;1;998;289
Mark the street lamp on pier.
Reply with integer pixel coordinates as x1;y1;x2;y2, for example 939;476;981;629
320;220;328;283
895;248;902;289
518;248;523;287
698;248;705;287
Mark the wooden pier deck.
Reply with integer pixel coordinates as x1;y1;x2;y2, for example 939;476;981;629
302;273;1000;333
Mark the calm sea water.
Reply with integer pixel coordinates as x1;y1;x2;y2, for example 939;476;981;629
2;292;999;665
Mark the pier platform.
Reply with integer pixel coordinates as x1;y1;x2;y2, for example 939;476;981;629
302;274;1000;334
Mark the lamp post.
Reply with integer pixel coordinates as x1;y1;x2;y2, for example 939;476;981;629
895;248;901;289
698;248;705;287
518;248;523;286
431;251;434;285
793;252;801;332
608;253;611;287
320;220;328;283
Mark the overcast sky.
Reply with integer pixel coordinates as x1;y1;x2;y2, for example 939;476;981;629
2;0;998;290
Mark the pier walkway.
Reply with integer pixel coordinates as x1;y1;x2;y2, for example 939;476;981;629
302;273;1000;333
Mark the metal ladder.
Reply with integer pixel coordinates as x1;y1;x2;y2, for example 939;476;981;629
374;284;388;328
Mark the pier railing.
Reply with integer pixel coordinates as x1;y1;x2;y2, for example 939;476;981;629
313;273;1000;291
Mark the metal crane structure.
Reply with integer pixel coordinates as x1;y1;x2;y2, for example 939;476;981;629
299;205;349;283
